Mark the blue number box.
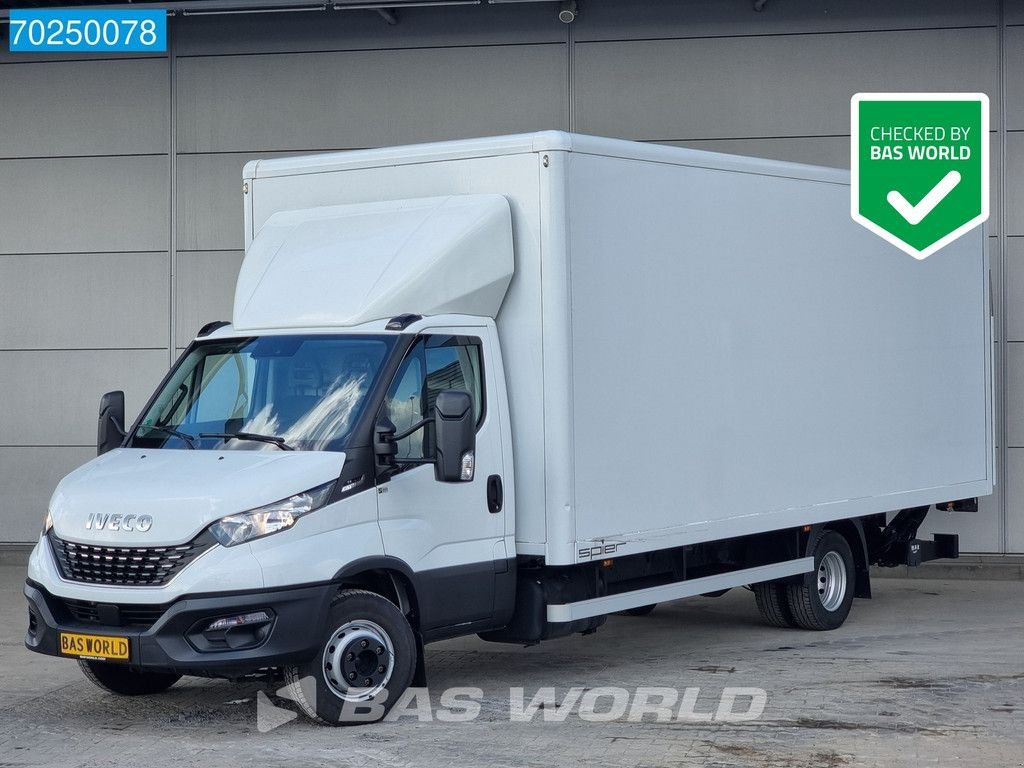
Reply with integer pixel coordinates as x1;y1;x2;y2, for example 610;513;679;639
9;9;167;53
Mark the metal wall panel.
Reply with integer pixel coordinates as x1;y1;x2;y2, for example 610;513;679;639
174;250;244;347
660;136;850;168
1007;17;1023;554
575;0;999;40
0;59;168;158
174;3;563;56
1009;449;1024;552
0;447;96;542
1008;2;1024;25
0;253;168;350
176;44;568;153
1007;239;1024;341
0;43;161;64
0;156;168;254
1007;133;1024;236
1006;25;1024;130
575;28;998;140
176;152;301;252
0;349;168;447
1007;344;1024;447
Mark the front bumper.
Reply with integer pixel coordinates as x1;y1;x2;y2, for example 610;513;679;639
25;579;336;677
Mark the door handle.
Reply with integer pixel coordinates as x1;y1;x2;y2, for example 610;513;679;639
486;474;503;514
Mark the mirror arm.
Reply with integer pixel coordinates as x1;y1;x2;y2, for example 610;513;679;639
390;417;432;442
381;418;433;466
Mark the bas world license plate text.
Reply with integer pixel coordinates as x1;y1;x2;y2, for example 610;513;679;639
59;632;129;661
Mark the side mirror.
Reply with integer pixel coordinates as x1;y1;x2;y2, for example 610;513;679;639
434;390;476;482
97;390;126;456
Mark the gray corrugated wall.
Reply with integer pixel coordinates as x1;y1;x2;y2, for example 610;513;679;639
0;0;1021;551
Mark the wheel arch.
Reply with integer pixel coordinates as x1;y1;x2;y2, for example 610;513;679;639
332;557;422;631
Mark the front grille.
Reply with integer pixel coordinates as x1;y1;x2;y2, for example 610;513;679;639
48;530;215;586
59;597;168;629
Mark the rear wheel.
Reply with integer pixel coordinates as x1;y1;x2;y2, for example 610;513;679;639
283;589;416;725
79;660;180;696
787;529;855;631
753;582;796;628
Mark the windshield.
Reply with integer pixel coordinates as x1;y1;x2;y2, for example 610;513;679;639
129;334;395;452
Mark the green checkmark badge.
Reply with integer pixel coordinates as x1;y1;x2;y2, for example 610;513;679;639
851;93;989;260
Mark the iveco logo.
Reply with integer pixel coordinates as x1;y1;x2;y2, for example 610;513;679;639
85;513;153;532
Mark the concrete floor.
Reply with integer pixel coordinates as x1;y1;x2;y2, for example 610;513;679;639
2;564;1022;767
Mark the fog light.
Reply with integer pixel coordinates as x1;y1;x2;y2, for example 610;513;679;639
204;611;271;633
189;609;274;653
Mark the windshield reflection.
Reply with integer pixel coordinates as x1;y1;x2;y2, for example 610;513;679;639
239;373;369;451
130;335;394;453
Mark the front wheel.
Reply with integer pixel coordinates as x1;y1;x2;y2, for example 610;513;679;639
787;529;855;631
283;589;416;725
79;660;180;696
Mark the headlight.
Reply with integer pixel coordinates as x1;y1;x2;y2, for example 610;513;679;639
208;482;335;547
42;511;53;535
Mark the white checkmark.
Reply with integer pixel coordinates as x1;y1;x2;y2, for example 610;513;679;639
886;170;962;225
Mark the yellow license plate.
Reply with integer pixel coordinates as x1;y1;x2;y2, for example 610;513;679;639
59;632;130;662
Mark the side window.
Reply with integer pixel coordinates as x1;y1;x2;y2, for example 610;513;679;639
425;337;484;425
382;335;485;464
385;351;425;459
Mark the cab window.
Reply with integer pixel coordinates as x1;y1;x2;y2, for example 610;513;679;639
383;335;484;462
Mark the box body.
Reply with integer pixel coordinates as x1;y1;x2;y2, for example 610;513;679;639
246;132;993;566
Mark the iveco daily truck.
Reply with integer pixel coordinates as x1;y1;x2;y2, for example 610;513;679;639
25;132;992;724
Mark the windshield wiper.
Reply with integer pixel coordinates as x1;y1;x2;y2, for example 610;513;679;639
199;431;294;451
142;424;197;449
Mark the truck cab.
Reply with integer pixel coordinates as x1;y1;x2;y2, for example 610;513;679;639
28;188;522;723
28;314;515;720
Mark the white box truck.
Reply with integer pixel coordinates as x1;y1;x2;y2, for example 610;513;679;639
25;132;992;724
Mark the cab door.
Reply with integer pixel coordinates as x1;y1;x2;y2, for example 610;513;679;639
375;326;507;634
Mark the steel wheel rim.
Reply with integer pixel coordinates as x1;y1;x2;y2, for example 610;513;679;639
817;550;847;612
322;619;395;702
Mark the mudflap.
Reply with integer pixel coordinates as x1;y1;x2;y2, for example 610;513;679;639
412;632;428;688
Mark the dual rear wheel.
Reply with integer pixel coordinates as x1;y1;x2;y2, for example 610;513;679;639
754;529;856;631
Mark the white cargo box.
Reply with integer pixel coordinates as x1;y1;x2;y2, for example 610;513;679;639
244;132;993;566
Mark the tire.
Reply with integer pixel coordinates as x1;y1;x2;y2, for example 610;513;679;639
283;589;416;726
787;529;856;631
79;660;180;696
620;604;657;617
753;581;797;628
